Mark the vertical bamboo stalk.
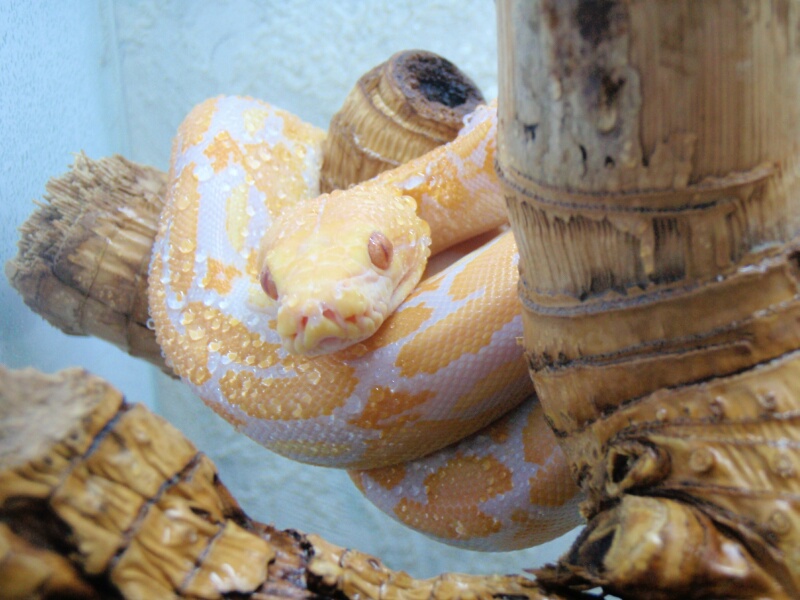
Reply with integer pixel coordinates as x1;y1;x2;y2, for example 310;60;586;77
497;1;800;597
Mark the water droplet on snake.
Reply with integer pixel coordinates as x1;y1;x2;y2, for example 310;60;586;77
178;238;196;253
167;295;187;310
175;195;191;210
195;164;214;182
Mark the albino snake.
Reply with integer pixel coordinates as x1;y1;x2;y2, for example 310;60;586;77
149;95;582;551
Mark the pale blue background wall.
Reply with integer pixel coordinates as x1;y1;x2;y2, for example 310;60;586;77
1;0;579;578
1;2;154;406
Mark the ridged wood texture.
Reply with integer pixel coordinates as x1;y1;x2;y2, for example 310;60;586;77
497;1;800;598
320;50;484;192
5;154;167;371
0;365;570;600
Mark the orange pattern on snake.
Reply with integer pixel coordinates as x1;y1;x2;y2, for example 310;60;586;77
149;95;581;550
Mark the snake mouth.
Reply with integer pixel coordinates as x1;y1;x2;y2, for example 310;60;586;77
278;303;380;356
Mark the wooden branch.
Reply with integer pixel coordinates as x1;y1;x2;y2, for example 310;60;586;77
320;49;484;192
0;365;576;600
5;153;169;373
497;1;800;597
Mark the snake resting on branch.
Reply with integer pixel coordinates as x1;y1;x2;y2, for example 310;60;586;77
149;94;582;551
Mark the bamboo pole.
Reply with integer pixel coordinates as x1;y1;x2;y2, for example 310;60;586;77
497;1;800;597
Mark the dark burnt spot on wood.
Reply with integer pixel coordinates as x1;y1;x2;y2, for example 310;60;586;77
575;0;615;46
584;69;626;115
400;51;483;109
600;71;625;107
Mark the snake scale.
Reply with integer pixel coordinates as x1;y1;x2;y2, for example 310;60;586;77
149;95;582;551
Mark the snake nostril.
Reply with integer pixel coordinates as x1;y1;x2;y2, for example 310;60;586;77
260;266;279;300
323;308;337;321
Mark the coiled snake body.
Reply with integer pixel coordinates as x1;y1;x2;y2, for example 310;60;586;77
149;95;581;550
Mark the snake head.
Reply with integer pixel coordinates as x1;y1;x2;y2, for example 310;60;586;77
259;187;431;355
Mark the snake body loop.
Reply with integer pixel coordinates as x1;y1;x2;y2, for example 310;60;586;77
149;95;581;550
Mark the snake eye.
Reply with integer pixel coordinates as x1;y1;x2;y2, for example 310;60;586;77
368;231;393;270
260;266;279;301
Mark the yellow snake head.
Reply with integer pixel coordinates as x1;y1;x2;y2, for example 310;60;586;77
259;186;431;355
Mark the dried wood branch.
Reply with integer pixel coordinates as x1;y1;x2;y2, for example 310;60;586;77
5;153;168;372
0;365;574;600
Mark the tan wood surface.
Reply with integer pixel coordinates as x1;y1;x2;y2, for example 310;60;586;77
497;2;800;597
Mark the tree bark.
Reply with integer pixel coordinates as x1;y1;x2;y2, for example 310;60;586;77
497;1;800;597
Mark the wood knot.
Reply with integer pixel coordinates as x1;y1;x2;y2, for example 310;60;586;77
688;447;716;474
757;390;779;413
771;452;796;478
767;510;792;537
605;440;670;497
708;395;727;421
